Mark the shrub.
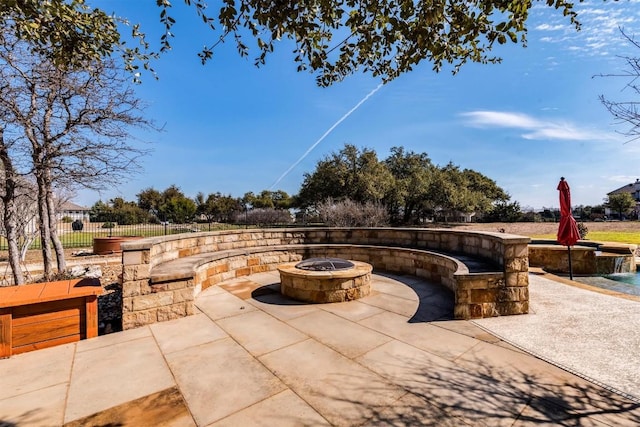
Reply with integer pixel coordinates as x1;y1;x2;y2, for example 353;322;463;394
102;221;115;229
577;222;588;240
317;198;389;227
61;216;73;223
235;208;293;226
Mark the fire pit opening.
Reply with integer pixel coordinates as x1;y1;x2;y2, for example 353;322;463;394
295;257;355;271
278;257;373;304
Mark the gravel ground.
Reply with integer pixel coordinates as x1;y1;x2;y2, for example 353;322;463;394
64;249;123;335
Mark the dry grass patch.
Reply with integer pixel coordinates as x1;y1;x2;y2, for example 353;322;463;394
453;222;640;244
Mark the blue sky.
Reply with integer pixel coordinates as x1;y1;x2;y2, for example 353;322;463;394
80;0;640;211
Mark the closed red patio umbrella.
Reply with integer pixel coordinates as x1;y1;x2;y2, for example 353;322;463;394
557;177;581;279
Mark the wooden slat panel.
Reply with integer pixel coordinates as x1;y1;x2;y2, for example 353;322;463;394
85;295;98;339
0;286;20;304
0;283;46;307
13;297;84;318
38;280;73;300
12;316;81;347
0;279;101;309
12;334;80;355
0;308;11;358
0;278;101;356
12;307;81;327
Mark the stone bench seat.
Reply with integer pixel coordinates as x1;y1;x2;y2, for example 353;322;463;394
144;243;508;322
150;247;275;284
149;244;501;282
122;228;530;329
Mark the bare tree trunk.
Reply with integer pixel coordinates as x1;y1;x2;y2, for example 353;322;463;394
3;197;23;284
0;130;24;285
45;174;65;273
36;174;54;280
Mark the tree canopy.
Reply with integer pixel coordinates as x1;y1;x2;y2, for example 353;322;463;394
606;192;636;220
0;0;152;76
384;146;434;223
195;192;242;223
2;0;582;85
297;145;392;206
92;185;290;226
138;185;197;223
298;144;510;224
242;190;293;210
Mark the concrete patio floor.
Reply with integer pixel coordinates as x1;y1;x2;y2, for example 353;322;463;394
1;271;639;426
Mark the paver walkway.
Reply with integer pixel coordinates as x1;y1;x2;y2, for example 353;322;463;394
1;272;639;426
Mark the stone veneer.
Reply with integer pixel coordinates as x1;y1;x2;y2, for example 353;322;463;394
529;245;597;275
529;242;637;275
120;228;530;329
278;260;373;303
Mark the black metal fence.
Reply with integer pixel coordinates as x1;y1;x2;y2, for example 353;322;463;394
0;220;244;251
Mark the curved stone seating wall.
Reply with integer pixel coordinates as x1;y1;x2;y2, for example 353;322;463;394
121;228;530;329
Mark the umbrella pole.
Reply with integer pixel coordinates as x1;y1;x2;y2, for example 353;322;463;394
567;245;573;280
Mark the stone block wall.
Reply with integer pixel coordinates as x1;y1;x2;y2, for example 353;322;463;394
529;245;597;275
121;228;530;329
122;277;196;328
454;274;528;319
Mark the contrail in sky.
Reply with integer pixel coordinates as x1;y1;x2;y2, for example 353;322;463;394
269;83;384;190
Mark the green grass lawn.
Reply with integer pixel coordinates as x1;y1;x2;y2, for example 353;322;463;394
531;231;640;245
0;223;245;250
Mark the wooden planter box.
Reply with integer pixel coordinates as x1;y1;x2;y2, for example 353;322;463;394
0;278;102;358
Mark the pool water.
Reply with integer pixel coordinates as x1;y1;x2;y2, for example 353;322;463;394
572;273;640;297
604;272;640;287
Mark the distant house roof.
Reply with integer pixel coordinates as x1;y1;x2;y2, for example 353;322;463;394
608;179;640;201
59;201;90;211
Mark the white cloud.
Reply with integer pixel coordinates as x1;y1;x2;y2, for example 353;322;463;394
535;24;566;31
531;1;640;57
460;110;619;142
522;127;593;140
462;111;539;128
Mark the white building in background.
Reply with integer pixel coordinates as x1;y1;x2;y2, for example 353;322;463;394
606;179;640;219
58;201;90;222
607;179;640;202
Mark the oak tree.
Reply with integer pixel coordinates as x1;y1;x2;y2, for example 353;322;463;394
2;0;581;85
606;192;636;220
297;144;392;207
384;146;435;224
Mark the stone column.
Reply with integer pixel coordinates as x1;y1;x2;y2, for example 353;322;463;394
498;240;530;316
122;244;194;330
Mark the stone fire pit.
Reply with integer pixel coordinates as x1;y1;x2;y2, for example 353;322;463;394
277;257;373;303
